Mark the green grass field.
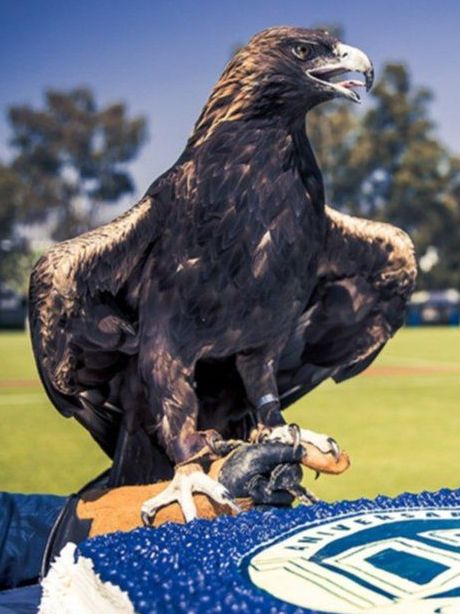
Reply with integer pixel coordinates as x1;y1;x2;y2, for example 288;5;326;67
1;328;459;501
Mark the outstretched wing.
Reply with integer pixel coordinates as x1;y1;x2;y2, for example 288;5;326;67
28;175;172;420
277;206;417;408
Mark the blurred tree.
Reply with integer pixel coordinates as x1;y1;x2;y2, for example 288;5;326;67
8;87;147;240
350;65;447;220
0;162;24;241
310;61;460;289
352;63;460;288
0;247;39;295
302;25;360;209
308;101;358;208
415;154;460;289
0;161;30;292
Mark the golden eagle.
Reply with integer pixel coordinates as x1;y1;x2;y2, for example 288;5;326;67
29;27;416;522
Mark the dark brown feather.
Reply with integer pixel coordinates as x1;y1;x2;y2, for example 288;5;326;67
28;27;416;484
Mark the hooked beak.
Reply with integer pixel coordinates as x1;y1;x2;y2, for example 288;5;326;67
307;42;374;103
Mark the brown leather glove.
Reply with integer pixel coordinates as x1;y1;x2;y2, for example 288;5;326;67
76;439;349;537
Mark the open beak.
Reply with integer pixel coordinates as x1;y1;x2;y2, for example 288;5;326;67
307;42;374;103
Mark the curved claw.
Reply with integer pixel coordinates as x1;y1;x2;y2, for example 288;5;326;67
265;424;341;458
327;437;341;460
141;511;152;527
140;467;241;527
295;486;320;505
208;436;244;457
288;423;301;451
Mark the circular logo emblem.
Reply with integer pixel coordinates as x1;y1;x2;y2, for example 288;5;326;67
248;508;460;613
63;490;460;613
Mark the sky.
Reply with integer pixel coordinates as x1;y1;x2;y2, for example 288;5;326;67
1;0;459;209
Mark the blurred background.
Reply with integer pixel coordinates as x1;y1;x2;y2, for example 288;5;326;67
0;0;458;500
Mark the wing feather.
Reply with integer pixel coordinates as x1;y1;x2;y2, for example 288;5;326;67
29;193;158;399
277;206;417;408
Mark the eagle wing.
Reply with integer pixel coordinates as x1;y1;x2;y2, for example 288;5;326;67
29;184;165;418
277;205;417;409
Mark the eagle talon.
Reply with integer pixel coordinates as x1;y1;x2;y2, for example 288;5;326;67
288;423;301;451
327;437;341;460
208;436;243;457
249;425;272;444
141;511;152;527
140;466;241;526
295;487;320;505
265;424;342;458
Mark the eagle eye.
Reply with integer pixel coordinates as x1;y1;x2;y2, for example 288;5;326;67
292;43;312;61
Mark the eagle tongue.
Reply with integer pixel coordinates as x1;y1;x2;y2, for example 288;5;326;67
340;79;365;90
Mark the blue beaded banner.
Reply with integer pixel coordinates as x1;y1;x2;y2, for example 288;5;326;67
77;489;460;613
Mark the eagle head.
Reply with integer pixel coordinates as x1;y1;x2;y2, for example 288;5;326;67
192;27;374;142
242;26;374;108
